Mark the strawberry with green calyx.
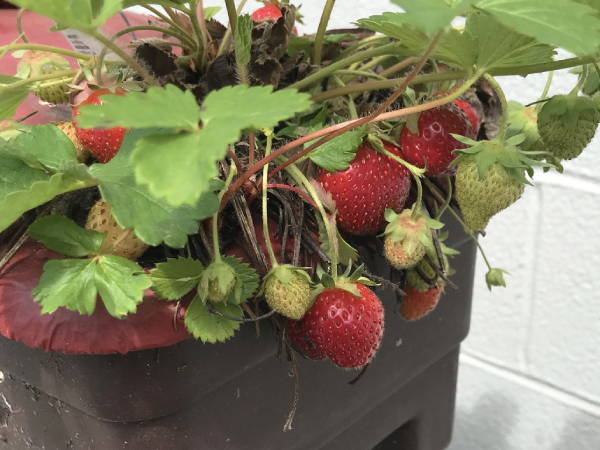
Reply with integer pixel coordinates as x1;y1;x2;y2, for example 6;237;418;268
292;265;383;369
259;129;313;319
263;265;313;320
537;94;600;161
382;207;443;270
400;284;444;321
452;133;546;232
198;259;239;303
16;51;72;104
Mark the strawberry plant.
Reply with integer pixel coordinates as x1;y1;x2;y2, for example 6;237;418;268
1;0;600;428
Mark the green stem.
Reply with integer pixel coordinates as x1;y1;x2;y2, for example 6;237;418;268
288;42;402;90
189;0;208;68
435;176;453;221
261;130;278;267
334;69;387;80
217;0;249;56
0;43;92;60
358;55;392;72
538;70;554;110
310;55;600;103
0;69;78;91
285;163;339;279
570;64;588;95
16;9;29;43
379;146;424;219
483;74;509;138
313;0;337;66
311;70;467;102
89;30;158;86
225;0;238;35
140;4;192;38
335;35;390;60
213;161;238;262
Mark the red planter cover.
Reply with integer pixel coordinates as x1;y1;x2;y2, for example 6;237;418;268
0;242;190;354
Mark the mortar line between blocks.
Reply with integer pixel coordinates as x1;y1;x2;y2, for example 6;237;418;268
522;186;544;373
460;351;600;417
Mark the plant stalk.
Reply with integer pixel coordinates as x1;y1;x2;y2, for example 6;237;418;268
261;130;279;267
313;0;337;66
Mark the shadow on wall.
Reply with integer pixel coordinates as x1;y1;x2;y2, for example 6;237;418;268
449;392;517;450
551;411;600;450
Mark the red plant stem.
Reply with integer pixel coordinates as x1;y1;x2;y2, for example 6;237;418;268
266;183;318;208
227;149;243;173
219;33;442;210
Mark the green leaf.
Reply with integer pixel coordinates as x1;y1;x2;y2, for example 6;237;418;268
476;0;600;55
28;215;104;257
222;256;260;305
90;132;218;248
1;124;79;171
204;6;221;19
200;85;312;131
33;254;150;318
0;75;28;120
317;216;359;264
356;15;475;69
33;258;98;315
133;85;311;206
465;12;555;72
184;296;242;343
150;258;204;300
235;15;253;67
389;0;472;34
0;154;95;233
306;127;365;172
76;85;201;130
9;0;123;30
94;255;151;318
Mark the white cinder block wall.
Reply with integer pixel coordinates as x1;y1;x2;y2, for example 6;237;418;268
140;2;600;448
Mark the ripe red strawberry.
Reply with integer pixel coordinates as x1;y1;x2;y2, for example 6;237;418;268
317;142;411;235
298;283;384;369
400;285;443;321
251;3;283;21
74;89;126;163
454;99;480;133
399;104;475;176
287;319;326;360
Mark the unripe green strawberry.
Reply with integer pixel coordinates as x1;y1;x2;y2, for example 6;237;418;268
538;95;600;160
455;154;524;232
382;208;442;270
34;78;71;104
16;51;72;104
86;200;148;260
263;265;312;320
199;259;237;303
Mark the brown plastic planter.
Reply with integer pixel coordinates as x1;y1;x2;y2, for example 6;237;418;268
0;214;476;450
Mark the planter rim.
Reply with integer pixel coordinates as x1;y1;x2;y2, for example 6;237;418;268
0;240;190;354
